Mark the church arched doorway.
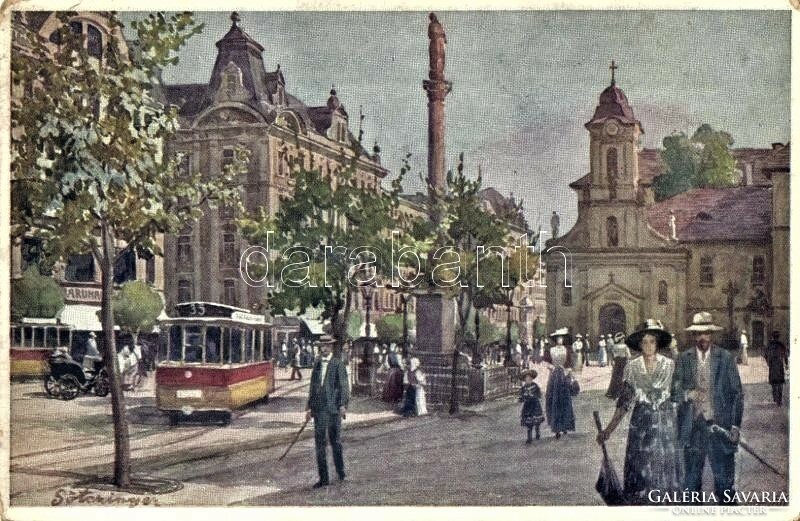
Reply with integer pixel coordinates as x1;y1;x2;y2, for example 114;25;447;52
599;303;626;336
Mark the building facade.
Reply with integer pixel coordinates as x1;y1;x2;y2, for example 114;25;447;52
10;12;165;328
545;74;789;349
161;13;388;311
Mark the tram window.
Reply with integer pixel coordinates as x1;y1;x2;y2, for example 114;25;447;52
12;327;22;347
222;327;231;363
244;330;253;362
46;327;59;348
254;331;262;361
169;326;182;361
23;327;33;348
58;328;71;347
34;327;46;348
206;327;221;363
230;328;242;363
185;326;203;363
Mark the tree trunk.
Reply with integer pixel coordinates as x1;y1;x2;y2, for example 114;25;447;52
401;295;408;358
473;308;481;365
504;300;513;367
449;347;459;414
100;224;131;488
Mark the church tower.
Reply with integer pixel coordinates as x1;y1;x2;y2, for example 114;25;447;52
585;60;643;203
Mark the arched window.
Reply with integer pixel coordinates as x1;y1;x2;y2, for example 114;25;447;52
87;24;102;59
658;280;668;305
607;148;618;199
606;216;619;247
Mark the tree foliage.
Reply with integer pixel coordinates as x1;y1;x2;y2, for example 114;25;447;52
11;267;65;321
112;281;163;339
375;313;416;344
654;124;737;201
11;11;240;487
239;144;408;349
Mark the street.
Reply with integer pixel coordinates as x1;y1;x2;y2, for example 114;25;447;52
10;361;787;506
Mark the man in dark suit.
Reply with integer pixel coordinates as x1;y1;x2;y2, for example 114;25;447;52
305;336;349;488
672;312;743;504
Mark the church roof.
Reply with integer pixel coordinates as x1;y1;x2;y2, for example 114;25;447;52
647;186;772;242
585;84;642;129
568;147;782;189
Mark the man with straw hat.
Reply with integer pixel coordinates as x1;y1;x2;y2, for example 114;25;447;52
672;312;743;503
305;334;349;488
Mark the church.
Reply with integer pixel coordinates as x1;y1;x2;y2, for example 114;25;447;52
544;66;789;350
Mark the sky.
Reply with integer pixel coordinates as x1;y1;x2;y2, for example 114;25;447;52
121;11;790;232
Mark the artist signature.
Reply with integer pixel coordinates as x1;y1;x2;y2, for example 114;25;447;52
51;487;161;507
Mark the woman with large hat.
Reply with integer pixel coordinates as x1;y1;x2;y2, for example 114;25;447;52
545;328;577;438
596;319;683;504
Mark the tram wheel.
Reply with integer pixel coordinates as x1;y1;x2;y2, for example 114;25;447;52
44;375;59;398
167;412;182;426
58;374;81;401
219;411;232;426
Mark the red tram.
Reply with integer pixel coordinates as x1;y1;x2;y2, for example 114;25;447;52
10;319;73;378
156;302;274;424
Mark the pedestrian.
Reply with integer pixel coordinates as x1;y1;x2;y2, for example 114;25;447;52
597;334;608;367
739;329;749;366
305;335;349;488
82;331;103;373
290;340;302;380
402;357;427;416
764;331;788;406
279;340;288;368
605;332;630;399
545;328;578;439
584;333;592;366
571;334;584;373
133;340;147;388
118;345;136;390
672;311;743;503
519;369;544;444
382;345;404;406
596;319;683;504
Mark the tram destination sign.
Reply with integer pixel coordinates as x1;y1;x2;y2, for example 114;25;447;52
174;302;265;323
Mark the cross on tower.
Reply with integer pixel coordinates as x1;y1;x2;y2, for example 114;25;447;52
609;60;618;85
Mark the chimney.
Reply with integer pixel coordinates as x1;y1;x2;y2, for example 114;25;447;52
744;163;753;186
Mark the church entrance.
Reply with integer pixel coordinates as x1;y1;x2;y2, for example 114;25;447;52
599;303;626;335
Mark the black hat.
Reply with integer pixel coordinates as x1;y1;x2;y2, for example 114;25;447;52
521;369;537;380
625;319;672;351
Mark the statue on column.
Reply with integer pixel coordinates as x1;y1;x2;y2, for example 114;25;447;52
428;13;446;81
550;211;560;239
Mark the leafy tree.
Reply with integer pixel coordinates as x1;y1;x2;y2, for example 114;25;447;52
654;124;738;201
11;12;243;487
239;144;408;353
11;267;65;321
375;313;416;344
113;281;163;343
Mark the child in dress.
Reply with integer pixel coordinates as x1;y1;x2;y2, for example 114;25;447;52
519;370;544;444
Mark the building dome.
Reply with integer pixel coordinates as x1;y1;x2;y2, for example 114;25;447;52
585;83;642;130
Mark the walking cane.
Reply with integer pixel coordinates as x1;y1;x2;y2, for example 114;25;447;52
710;424;786;478
278;416;310;461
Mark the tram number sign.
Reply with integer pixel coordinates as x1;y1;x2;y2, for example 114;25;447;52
176;389;202;399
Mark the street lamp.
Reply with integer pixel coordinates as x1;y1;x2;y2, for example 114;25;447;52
360;282;375;338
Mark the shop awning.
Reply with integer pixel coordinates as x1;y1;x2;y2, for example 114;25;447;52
57;304;119;332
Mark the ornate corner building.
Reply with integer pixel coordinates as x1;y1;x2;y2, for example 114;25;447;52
545;72;789;349
160;13;388;311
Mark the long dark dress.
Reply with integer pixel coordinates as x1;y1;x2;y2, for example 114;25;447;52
606;343;630;399
765;339;788;384
617;355;683;505
382;353;404;403
545;366;576;433
519;382;544;427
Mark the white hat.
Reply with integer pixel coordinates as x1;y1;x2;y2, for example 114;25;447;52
575;333;583;339
549;327;569;338
685;311;723;332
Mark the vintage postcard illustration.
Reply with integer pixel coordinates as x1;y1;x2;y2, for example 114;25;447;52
2;6;794;519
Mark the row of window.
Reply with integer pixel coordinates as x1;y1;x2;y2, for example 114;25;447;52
164;325;269;364
561;256;767;307
176;279;237;306
176;233;238;266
